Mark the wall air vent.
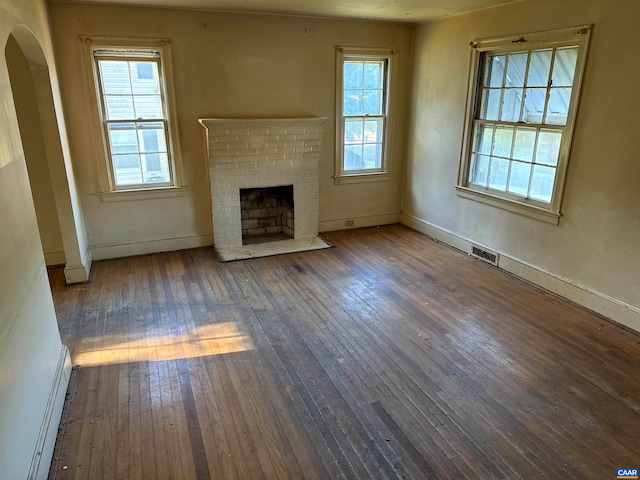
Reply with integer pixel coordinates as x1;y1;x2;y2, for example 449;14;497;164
471;245;499;266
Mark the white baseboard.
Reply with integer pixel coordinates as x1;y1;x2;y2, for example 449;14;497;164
28;345;71;480
400;213;640;333
44;250;65;266
90;233;214;261
319;212;400;232
63;248;92;284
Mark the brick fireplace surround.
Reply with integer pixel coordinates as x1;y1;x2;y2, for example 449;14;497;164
199;117;331;261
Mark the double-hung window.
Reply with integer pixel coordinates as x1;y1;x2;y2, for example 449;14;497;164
456;26;591;224
85;38;183;197
335;47;396;184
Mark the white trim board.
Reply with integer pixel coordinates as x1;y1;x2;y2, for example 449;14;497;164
28;345;71;480
90;233;213;261
320;212;400;232
400;213;640;334
63;248;92;284
44;250;65;266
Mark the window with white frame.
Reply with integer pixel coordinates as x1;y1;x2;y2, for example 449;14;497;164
86;39;183;194
335;47;395;183
456;26;591;223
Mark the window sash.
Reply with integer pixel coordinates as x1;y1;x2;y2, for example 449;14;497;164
468;118;564;207
343;114;386;173
102;119;173;188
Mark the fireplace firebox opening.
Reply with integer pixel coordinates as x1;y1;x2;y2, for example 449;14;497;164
240;185;294;245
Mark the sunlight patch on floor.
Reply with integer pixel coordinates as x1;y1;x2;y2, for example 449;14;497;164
71;322;254;366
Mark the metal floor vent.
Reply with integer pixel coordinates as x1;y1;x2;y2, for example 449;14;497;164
471;245;499;266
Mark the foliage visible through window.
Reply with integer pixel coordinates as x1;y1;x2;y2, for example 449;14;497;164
342;58;387;172
95;52;172;188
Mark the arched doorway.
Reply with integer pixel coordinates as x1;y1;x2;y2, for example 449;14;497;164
5;26;91;284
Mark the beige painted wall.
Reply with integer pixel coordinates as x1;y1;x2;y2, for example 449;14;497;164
405;0;639;317
49;3;414;257
6;34;66;265
0;1;69;478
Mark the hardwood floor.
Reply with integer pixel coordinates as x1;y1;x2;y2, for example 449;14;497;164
48;225;640;479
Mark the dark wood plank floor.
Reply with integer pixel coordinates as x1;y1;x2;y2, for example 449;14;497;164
48;225;640;479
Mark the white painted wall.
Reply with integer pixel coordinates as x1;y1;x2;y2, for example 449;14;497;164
48;3;414;258
404;0;640;329
0;1;71;478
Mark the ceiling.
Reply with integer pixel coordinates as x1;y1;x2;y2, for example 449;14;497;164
49;0;524;22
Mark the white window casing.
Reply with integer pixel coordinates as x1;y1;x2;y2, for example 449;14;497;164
335;46;397;185
81;36;185;201
456;25;591;224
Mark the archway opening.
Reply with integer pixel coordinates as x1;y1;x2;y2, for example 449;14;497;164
5;34;66;271
5;26;91;285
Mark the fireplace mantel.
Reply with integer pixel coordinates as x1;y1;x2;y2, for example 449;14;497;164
199;117;330;261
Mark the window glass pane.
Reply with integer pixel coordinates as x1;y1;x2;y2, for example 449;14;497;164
344;118;363;144
485;54;505;87
113;154;142;185
130;62;160;94
527;49;552;87
142;153;169;182
143;153;162;173
138;123;167;153
343;89;362;116
344;144;363;170
99;61;131;95
470;154;489;186
105;96;135;120
513;127;536;162
505;52;527;88
133;95;163;119
363;90;382;115
535;130;562;166
363;144;382;169
529;165;556;202
501;89;523;122
473;124;493;155
480;89;501;121
545;88;571;125
364;62;383;88
344;62;363;89
364;118;382;143
107;123;138;154
492;126;514;158
488;157;509;191
523;88;546;123
507;161;532;196
552;47;578;87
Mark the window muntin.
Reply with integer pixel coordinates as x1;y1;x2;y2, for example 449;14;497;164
94;50;173;189
458;26;590;219
336;49;394;179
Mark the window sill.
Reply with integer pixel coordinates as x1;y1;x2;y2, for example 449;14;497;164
454;185;560;225
334;172;391;185
100;186;187;203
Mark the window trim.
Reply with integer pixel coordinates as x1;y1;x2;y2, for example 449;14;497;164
456;25;591;224
81;36;185;200
335;46;397;185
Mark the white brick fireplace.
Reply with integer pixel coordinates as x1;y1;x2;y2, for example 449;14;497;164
199;117;330;261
